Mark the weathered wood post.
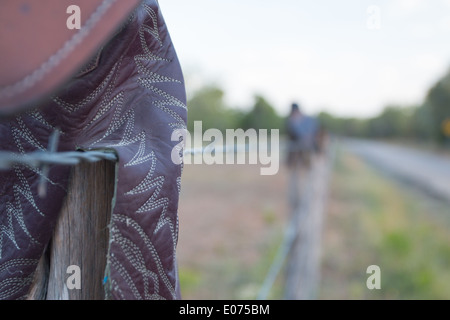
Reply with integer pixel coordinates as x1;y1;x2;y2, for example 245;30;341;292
284;159;312;300
284;143;332;300
28;159;116;300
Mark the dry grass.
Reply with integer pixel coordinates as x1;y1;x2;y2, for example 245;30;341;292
176;142;450;300
176;162;290;299
319;145;450;299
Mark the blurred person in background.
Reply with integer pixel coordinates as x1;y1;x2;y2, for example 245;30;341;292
285;102;325;209
286;102;322;169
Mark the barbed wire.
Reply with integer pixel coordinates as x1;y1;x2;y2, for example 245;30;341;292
0;150;118;170
182;144;253;155
0;137;260;199
0;145;255;170
0;129;118;171
0;142;255;197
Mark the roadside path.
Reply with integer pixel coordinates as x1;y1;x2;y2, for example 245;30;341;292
344;139;450;201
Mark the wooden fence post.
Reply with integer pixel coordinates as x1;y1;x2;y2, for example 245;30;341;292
284;148;331;300
28;159;116;300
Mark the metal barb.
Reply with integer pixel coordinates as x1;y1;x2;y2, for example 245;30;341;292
38;130;61;198
0;131;118;198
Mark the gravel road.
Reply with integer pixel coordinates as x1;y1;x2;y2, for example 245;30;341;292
343;139;450;201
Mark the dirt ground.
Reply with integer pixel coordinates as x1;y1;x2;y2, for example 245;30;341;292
176;162;291;299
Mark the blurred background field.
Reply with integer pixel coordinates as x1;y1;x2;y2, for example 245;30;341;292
177;162;289;299
320;143;450;299
159;1;450;300
176;141;450;300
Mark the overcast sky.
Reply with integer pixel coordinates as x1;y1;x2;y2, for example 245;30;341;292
159;0;450;118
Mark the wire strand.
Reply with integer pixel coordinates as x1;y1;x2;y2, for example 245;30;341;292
0;150;118;170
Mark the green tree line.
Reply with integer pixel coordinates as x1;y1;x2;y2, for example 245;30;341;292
318;68;450;145
186;67;450;146
186;85;283;134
